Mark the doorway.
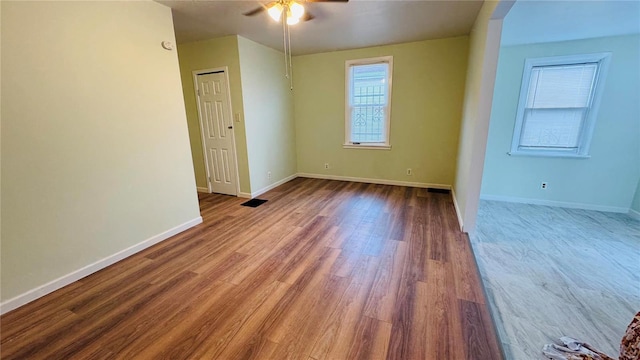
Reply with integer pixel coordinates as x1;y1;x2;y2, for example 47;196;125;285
193;68;239;196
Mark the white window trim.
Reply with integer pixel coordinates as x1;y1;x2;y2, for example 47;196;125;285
344;56;393;150
509;52;611;158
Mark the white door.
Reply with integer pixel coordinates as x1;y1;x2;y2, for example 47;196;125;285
196;71;238;196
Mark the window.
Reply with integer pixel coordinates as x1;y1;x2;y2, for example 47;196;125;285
510;53;611;158
344;56;393;149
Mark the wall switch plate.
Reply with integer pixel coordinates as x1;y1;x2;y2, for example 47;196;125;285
406;168;412;176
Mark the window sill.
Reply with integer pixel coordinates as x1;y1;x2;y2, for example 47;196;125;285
508;151;591;159
343;144;391;150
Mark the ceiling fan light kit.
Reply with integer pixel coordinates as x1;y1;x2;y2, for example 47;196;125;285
267;1;304;24
267;3;283;21
286;13;300;25
289;2;305;20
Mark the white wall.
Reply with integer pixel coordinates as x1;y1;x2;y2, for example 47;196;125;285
453;1;506;233
1;1;201;308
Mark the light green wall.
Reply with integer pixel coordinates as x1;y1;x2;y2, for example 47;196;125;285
453;0;501;231
177;36;296;194
481;34;640;210
0;0;3;286
1;1;200;301
177;36;251;193
238;37;297;193
632;179;640;213
293;37;469;185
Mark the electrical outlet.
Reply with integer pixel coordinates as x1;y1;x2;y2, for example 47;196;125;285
268;171;272;180
406;168;412;176
324;163;329;170
541;182;548;190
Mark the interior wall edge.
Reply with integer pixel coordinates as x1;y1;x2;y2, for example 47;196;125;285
451;188;465;232
0;217;203;315
249;173;298;199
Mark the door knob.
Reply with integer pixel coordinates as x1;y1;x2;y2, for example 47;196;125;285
227;126;233;129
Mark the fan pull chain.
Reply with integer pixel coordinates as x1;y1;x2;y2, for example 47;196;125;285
282;13;288;79
281;6;294;91
287;18;293;90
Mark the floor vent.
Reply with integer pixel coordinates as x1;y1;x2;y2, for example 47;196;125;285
427;188;451;194
241;199;268;208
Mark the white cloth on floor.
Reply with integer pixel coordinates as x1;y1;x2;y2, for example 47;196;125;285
542;336;611;360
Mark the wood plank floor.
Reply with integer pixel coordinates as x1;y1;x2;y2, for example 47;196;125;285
1;178;502;360
472;200;640;360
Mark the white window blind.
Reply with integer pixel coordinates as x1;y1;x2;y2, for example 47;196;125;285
526;64;597;109
520;63;597;150
510;53;610;157
345;56;393;148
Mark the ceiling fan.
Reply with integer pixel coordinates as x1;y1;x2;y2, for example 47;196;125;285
243;0;349;25
243;0;348;90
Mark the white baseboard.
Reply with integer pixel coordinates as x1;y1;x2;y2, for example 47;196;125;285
0;217;203;315
249;174;298;198
196;187;209;193
480;194;629;213
241;173;450;198
297;173;451;190
451;188;464;232
629;208;640;221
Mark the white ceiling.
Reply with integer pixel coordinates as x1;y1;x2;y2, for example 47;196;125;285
501;0;640;46
157;0;484;55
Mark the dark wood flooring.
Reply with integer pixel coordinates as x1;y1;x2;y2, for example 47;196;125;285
0;178;502;359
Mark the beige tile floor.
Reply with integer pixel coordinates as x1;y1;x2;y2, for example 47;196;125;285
471;201;640;360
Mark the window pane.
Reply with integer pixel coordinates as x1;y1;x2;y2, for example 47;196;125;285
526;64;597;109
520;108;585;148
351;105;385;142
351;63;388;106
349;63;389;143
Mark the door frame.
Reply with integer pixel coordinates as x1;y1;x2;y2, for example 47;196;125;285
192;67;241;196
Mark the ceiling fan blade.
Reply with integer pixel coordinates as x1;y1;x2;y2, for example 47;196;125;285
243;6;265;16
302;11;315;21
